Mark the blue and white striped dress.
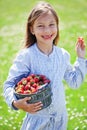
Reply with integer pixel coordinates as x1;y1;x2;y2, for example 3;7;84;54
4;43;87;130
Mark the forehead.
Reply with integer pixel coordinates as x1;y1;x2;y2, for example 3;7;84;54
34;11;56;24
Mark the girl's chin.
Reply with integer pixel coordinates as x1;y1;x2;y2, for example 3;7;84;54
42;38;54;42
37;38;53;45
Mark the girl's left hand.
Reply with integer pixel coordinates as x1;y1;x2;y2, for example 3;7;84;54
76;37;86;58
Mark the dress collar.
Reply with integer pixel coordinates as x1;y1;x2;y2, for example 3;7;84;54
34;43;55;58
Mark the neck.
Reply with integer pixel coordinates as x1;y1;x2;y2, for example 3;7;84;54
36;43;53;56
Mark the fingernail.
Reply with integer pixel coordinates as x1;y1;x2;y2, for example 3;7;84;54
39;101;43;104
28;97;31;99
40;103;43;106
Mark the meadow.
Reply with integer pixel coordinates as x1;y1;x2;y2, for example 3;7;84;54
0;0;87;130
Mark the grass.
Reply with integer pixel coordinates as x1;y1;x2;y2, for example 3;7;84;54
0;0;87;130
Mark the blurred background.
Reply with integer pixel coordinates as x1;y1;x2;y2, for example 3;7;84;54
0;0;87;129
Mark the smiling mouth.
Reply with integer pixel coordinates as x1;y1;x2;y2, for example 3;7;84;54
42;34;53;40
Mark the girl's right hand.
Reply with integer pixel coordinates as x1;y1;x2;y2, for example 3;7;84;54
12;97;43;114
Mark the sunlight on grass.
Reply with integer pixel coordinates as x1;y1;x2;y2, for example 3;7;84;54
0;24;24;36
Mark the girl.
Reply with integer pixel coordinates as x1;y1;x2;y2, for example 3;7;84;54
4;1;87;130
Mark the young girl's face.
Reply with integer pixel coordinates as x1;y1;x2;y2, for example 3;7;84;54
31;11;57;45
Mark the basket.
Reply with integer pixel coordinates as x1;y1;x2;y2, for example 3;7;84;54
14;83;52;109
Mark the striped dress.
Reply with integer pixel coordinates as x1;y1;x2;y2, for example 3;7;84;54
4;43;87;130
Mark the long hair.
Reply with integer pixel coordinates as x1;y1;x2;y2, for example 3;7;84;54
24;1;59;48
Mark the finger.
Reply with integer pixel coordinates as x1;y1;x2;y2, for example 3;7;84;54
81;43;86;50
30;102;43;112
33;101;43;107
26;104;42;113
34;104;43;110
27;101;43;109
35;103;43;111
78;42;85;50
76;42;80;50
32;105;43;112
33;107;42;112
76;42;84;49
22;97;31;102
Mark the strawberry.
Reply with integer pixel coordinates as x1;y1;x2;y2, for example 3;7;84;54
15;84;24;90
77;37;85;50
32;83;38;88
25;85;30;90
43;79;50;84
39;81;44;85
36;85;41;90
30;79;35;85
21;78;27;85
34;77;39;83
24;90;31;94
27;76;32;82
39;75;46;80
31;87;37;93
17;81;22;86
78;37;84;43
16;87;24;94
30;74;36;78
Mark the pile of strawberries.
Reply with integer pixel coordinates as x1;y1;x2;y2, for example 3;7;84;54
15;74;50;94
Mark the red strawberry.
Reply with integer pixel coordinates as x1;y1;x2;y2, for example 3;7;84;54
78;37;84;43
17;81;22;86
16;87;24;94
27;76;32;82
36;85;41;90
32;83;38;88
21;85;25;91
31;87;37;93
43;79;50;84
30;79;35;85
39;81;44;85
24;85;30;90
34;77;39;83
24;90;31;94
39;75;46;80
77;37;85;50
16;84;24;90
30;74;36;78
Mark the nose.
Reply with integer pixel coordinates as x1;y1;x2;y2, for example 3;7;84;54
43;26;51;34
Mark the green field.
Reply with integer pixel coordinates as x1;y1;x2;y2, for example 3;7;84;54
0;0;87;130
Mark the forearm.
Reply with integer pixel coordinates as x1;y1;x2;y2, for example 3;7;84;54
4;81;18;110
64;58;87;88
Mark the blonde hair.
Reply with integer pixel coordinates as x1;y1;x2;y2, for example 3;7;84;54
24;1;59;48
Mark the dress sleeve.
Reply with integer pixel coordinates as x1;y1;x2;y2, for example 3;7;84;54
64;52;87;89
3;49;31;110
86;60;87;74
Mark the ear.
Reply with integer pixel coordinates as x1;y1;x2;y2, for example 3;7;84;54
30;26;34;35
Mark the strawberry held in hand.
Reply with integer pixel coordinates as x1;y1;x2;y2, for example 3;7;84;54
15;74;50;94
76;37;86;58
77;37;85;50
